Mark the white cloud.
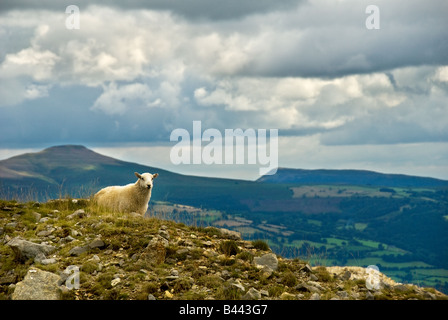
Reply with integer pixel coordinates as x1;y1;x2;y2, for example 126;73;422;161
91;82;156;115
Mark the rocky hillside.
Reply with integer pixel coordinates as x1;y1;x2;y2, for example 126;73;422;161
0;199;446;301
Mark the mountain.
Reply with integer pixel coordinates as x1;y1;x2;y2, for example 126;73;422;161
257;168;448;188
0;145;255;206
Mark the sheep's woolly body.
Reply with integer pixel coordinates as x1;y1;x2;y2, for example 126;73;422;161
93;172;158;216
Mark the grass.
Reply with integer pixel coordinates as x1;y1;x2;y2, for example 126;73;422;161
1;198;447;300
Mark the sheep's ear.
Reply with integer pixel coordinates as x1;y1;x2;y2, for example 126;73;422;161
134;172;142;179
153;173;159;179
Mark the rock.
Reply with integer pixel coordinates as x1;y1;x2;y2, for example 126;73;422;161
0;274;16;285
205;227;241;240
40;258;57;265
6;222;17;228
12;268;61;300
423;290;437;300
394;284;409;293
340;270;351;281
66;209;86;220
148;294;157;300
295;283;311;292
309;293;321;300
111;278;121;287
158;229;170;240
254;253;278;271
337;291;349;299
141;236;167;265
228;279;245;292
365;291;375;300
69;246;89;256
280;292;296;300
260;289;269;297
7;237;55;262
59;235;75;244
89;239;106;249
37;227;55;237
259;265;274;278
302;264;313;274
242;288;261;300
307;281;325;292
39;217;51;223
31;212;41;222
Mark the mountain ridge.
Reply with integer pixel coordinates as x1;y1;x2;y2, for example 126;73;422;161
2;145;447;192
257;167;448;188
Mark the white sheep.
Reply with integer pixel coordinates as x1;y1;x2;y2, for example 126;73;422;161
93;172;158;215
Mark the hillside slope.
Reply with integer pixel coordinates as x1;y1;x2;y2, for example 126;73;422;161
1;199;446;300
257;168;448;188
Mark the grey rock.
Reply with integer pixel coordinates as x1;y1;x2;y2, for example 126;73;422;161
66;209;86;220
12;268;61;300
242;287;261;300
228;279;245;292
158;229;170;240
205;227;241;240
39;217;51;223
148;294;157;300
89;239;106;249
340;270;351;281
40;258;57;265
69;246;89;256
31;212;41;222
302;264;313;274
295;283;311;292
254;253;278;271
309;293;321;300
37;227;55;237
337;291;349;299
365;291;375;300
307;281;325;292
7;237;55;262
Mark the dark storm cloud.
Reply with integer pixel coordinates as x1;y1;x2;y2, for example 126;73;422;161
0;0;303;20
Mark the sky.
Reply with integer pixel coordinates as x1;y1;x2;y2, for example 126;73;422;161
0;0;447;180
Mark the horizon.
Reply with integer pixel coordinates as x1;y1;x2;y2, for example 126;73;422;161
1;143;447;182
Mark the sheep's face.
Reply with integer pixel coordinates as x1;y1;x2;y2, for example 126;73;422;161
135;172;158;190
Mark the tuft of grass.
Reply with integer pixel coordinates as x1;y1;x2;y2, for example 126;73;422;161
252;240;270;251
314;266;334;282
219;240;240;256
281;270;298;287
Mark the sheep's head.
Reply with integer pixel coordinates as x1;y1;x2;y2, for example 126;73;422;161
135;172;158;190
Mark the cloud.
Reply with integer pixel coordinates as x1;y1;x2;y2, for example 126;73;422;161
0;0;303;21
0;1;447;151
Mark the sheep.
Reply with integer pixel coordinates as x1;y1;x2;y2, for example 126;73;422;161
93;172;158;216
